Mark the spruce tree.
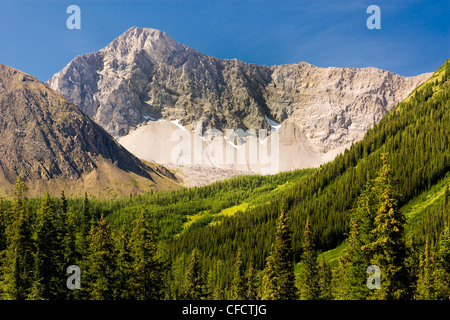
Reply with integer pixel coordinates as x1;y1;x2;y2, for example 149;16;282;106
368;154;409;300
1;176;34;300
331;255;350;300
60;189;68;217
416;240;436;299
77;192;91;263
64;210;78;299
342;179;377;300
171;252;188;299
444;184;449;210
434;227;450;300
31;192;65;300
262;210;298;300
246;261;259;300
318;257;332;300
298;218;319;300
231;249;246;300
87;215;118;300
116;225;134;299
130;206;165;300
183;248;207;300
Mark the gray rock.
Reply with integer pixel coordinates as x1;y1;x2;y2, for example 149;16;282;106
47;27;431;162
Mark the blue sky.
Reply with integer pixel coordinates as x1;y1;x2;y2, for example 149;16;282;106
0;0;448;81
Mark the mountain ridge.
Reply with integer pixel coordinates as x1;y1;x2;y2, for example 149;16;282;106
0;63;180;197
47;27;432;175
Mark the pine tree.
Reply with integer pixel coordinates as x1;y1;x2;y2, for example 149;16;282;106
342;179;377;300
31;192;65;300
416;240;436;299
77;192;91;262
64;210;78;300
130;206;165;300
206;260;226;300
262;210;298;300
183;248;207;300
87;215;118;300
246;261;259;300
60;189;68;217
1;176;34;300
171;252;189;299
434;227;450;300
207;263;218;300
331;255;350;300
231;249;246;299
116;225;134;299
318;257;332;300
298;218;319;300
444;184;449;210
368;154;409;300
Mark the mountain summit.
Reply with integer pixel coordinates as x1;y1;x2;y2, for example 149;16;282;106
47;27;432;175
0;63;179;197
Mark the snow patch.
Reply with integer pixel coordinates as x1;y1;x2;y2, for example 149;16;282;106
143;114;157;121
171;119;186;131
265;115;281;130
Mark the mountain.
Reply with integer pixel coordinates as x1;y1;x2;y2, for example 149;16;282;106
47;27;431;176
164;59;450;272
0;63;180;197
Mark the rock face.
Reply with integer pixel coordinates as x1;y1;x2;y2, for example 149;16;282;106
47;27;431;175
0;63;179;197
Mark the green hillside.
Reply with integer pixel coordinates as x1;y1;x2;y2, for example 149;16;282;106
167;59;449;269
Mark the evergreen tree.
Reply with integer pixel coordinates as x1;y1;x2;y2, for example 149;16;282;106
318;257;332;300
434;227;450;300
231;249;246;300
130;206;165;300
64;210;78;300
31;192;65;300
1;176;34;300
444;184;449;210
116;225;134;299
76;192;92;262
60;189;68;217
298;218;319;300
170;252;188;299
262;210;298;300
246;261;259;300
416;240;436;299
368;154;409;300
87;215;118;300
183;248;207;300
331;255;350;300
342;179;377;300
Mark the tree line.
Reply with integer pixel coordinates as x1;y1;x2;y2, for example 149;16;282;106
1;154;448;300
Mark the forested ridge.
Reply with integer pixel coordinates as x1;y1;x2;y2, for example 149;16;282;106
0;59;449;300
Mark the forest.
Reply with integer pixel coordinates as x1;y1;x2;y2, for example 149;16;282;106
0;59;449;300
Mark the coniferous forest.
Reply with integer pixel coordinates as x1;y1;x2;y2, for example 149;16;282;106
0;60;449;301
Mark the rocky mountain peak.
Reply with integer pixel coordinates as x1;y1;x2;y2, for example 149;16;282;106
0;63;178;196
47;27;432;175
102;27;188;64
